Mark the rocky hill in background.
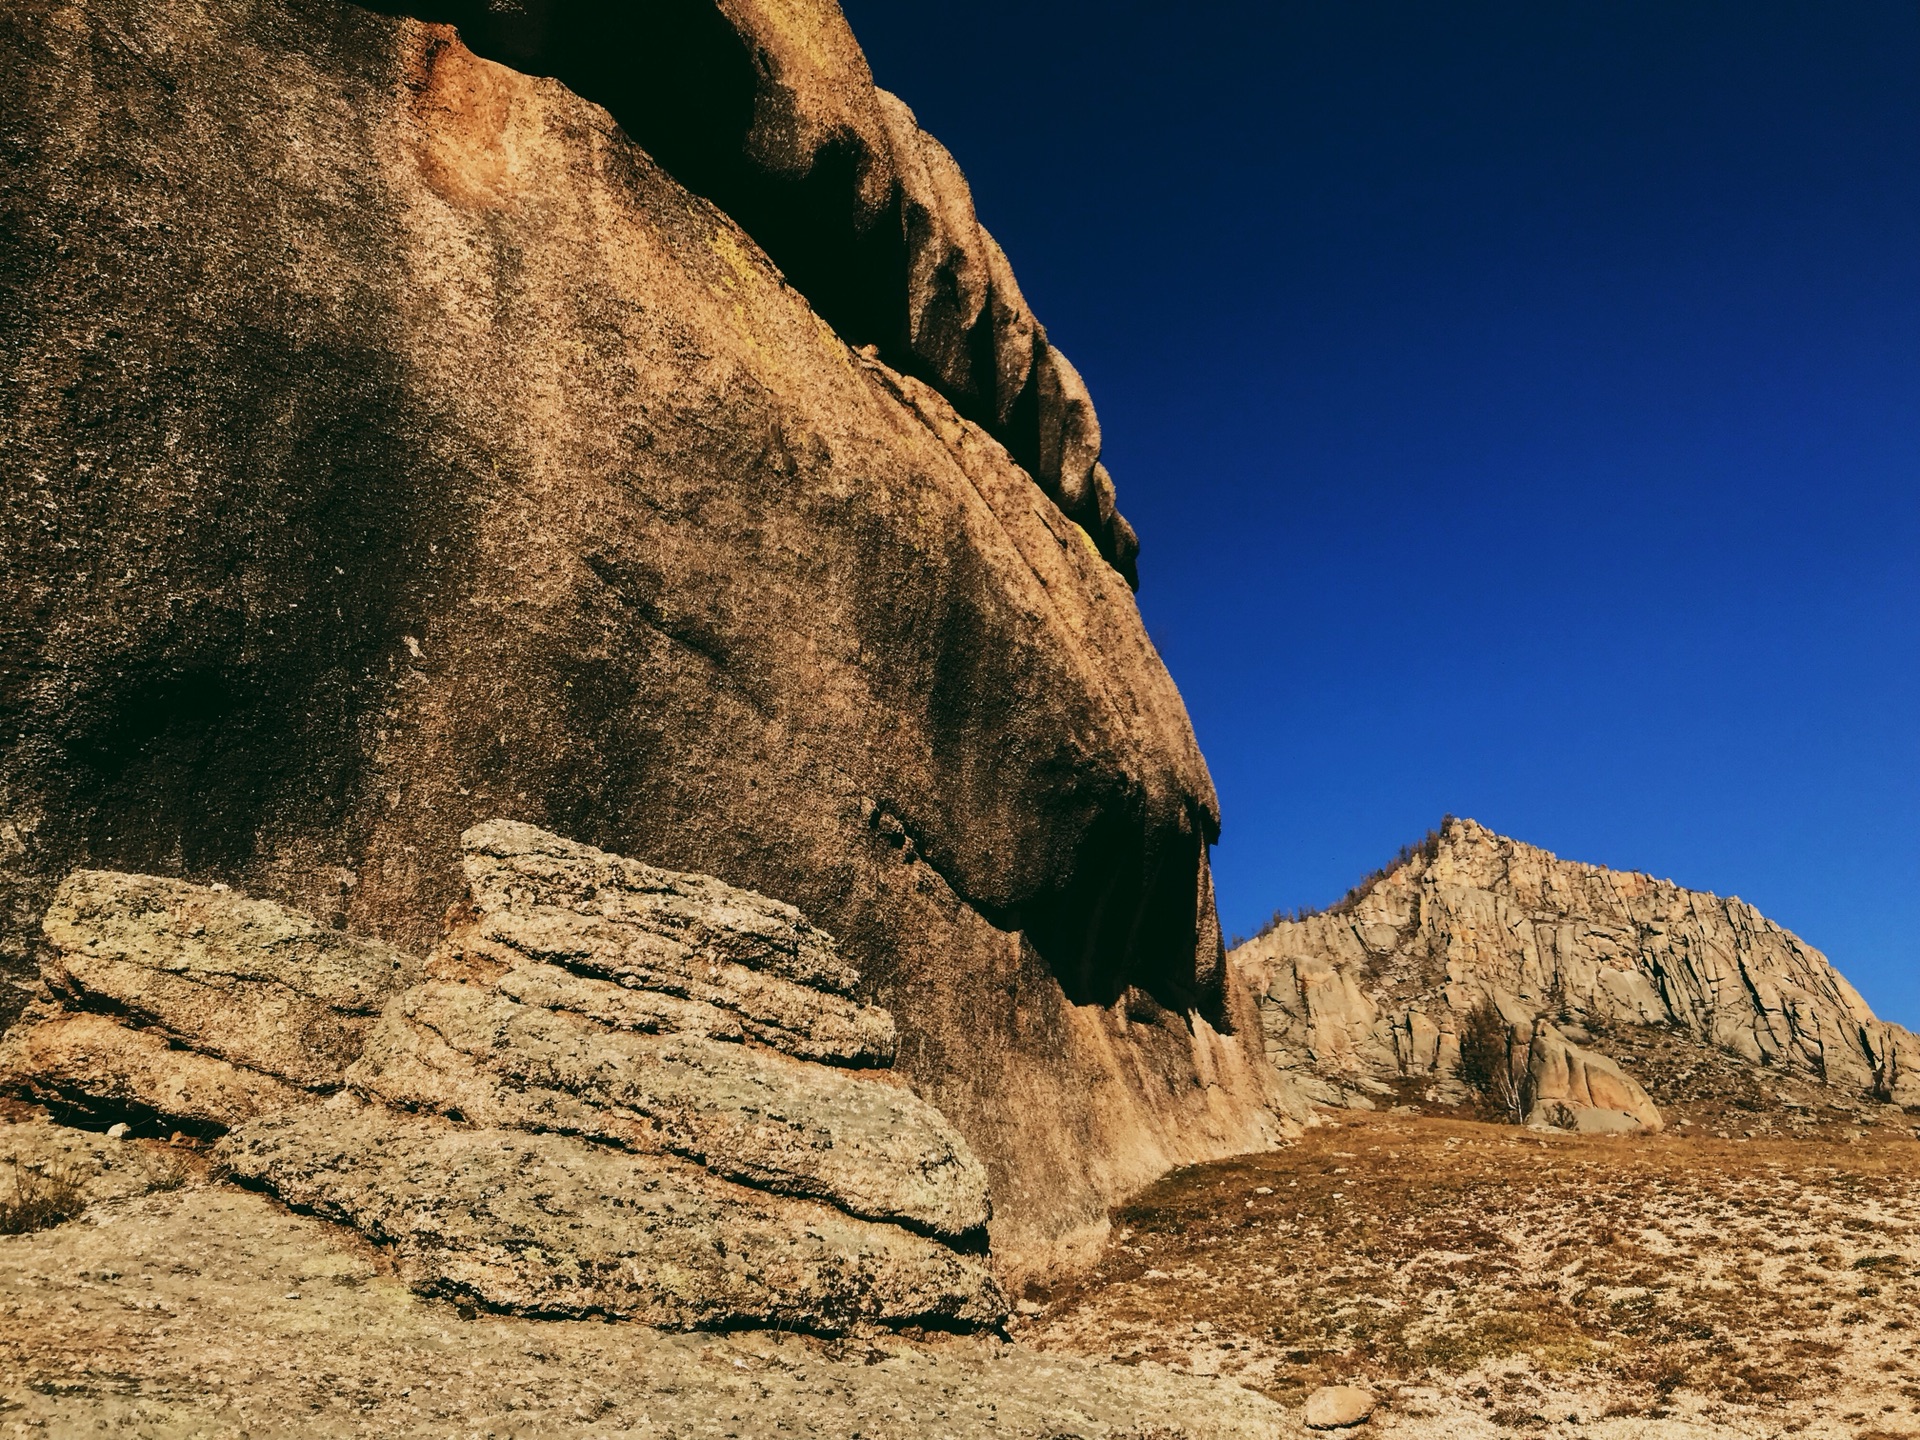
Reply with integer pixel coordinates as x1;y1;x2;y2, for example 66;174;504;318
1234;817;1920;1131
0;0;1296;1270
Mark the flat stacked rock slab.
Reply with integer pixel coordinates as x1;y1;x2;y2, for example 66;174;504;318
347;980;987;1236
1;873;420;1132
220;1104;1002;1334
220;820;1005;1335
0;1012;307;1134
443;820;899;1067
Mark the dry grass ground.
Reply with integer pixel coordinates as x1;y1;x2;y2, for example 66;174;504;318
1019;1106;1920;1435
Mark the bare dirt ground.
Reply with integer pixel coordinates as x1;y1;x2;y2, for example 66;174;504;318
0;1110;1289;1440
1019;1101;1920;1438
8;1073;1919;1438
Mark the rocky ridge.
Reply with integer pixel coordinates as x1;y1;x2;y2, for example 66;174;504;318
1234;817;1918;1127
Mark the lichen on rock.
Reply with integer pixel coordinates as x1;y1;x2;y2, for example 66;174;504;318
1;871;422;1131
206;820;1007;1331
217;1104;1004;1334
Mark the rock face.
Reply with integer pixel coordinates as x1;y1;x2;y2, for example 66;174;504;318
1;871;417;1131
1236;817;1920;1117
0;0;1290;1264
351;980;987;1236
221;822;1004;1332
362;0;1138;578
443;819;898;1067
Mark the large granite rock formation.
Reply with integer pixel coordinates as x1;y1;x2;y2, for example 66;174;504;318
1236;817;1920;1117
0;0;1293;1266
359;0;1138;577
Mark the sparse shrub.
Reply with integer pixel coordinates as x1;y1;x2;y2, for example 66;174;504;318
0;1158;88;1235
1543;971;1572;1025
1871;1049;1899;1105
150;1151;193;1194
1457;1000;1529;1122
1851;1254;1904;1273
1245;817;1457;941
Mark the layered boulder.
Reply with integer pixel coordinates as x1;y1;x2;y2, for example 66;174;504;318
219;821;1005;1333
1;871;418;1131
0;0;1292;1264
1523;1019;1663;1134
1236;817;1919;1120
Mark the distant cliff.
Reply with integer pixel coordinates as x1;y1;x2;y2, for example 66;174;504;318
1234;817;1919;1112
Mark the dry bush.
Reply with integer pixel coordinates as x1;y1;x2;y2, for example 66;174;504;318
0;1158;88;1234
1457;1000;1528;1122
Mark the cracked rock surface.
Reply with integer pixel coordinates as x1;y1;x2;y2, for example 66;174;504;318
1236;817;1920;1119
348;979;989;1236
221;821;1002;1333
1;0;1279;1267
216;1104;1003;1334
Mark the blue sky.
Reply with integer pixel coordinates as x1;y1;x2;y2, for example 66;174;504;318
842;1;1920;1023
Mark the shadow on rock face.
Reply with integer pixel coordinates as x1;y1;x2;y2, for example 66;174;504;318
0;0;1282;1265
23;325;457;917
1020;801;1226;1026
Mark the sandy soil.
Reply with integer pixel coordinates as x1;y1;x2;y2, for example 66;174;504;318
1020;1105;1920;1438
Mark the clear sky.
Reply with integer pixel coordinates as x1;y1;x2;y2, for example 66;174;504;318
842;1;1920;1024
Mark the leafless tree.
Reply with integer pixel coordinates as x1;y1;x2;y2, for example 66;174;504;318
1457;999;1529;1123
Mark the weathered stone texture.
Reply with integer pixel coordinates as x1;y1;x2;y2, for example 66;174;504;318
1237;817;1919;1113
1523;1019;1663;1134
349;975;990;1236
446;821;897;1066
218;1104;1003;1334
0;1010;306;1132
0;0;1288;1264
1;869;419;1131
220;822;1000;1330
41;870;419;1086
367;0;1138;577
0;1181;1291;1438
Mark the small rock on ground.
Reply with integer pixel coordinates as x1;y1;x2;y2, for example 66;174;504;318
1304;1384;1376;1429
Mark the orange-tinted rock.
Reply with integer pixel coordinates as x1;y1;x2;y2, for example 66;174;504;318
0;0;1288;1267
